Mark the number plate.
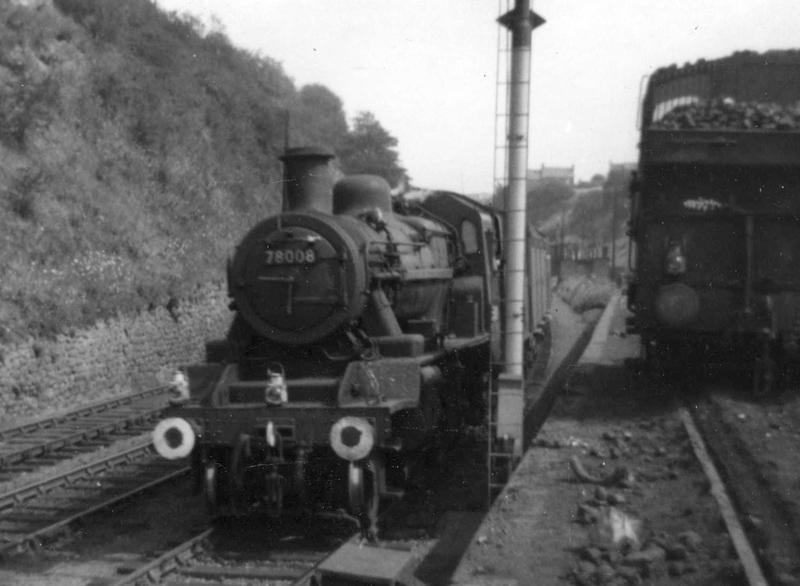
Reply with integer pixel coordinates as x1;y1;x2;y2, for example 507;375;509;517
264;248;317;265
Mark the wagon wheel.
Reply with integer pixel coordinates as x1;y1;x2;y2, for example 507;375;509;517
753;358;776;395
642;337;666;387
347;455;383;540
753;336;777;395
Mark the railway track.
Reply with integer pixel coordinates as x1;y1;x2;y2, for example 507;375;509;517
678;403;768;586
596;353;776;585
109;528;355;586
109;522;426;586
688;385;800;586
0;386;170;481
623;349;800;584
104;444;460;586
0;440;188;556
0;379;470;583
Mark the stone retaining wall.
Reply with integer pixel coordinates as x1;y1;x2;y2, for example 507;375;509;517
0;283;232;422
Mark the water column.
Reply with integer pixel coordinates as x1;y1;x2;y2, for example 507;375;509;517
495;0;544;457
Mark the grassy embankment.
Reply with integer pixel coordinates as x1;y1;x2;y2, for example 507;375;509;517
0;0;348;343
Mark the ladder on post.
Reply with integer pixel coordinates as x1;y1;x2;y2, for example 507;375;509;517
492;0;512;210
487;0;545;506
487;0;515;505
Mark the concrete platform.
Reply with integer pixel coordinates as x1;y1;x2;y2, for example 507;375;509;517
395;294;622;586
446;292;640;586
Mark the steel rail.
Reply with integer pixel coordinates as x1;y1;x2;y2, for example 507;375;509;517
108;529;214;586
103;437;413;585
0;441;189;556
0;438;153;511
106;497;415;586
0;387;170;470
679;407;769;586
109;529;358;586
0;386;169;441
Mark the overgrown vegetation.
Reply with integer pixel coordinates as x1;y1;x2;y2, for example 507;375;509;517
0;0;407;343
526;170;631;261
556;274;616;313
526;179;573;225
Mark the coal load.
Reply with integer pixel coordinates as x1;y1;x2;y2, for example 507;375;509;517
653;98;800;131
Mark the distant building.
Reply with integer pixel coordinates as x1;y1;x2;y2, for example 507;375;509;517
527;164;575;188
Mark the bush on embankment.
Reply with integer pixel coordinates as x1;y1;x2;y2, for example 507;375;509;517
0;0;291;343
556;274;617;314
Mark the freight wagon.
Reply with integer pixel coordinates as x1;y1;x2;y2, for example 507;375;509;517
628;50;800;391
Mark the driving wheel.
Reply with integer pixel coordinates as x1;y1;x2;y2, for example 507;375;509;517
347;455;383;539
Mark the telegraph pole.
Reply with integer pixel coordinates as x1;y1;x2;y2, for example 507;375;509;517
610;187;618;281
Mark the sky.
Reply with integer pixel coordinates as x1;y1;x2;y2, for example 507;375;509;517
155;0;800;195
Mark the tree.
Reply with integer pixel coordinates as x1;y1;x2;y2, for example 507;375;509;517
526;179;573;225
603;168;633;236
338;111;408;187
569;192;605;242
294;84;348;152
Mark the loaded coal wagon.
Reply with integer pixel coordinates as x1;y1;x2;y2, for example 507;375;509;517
628;50;800;391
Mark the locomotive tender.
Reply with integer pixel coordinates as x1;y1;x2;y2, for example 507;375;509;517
628;51;800;391
152;146;550;534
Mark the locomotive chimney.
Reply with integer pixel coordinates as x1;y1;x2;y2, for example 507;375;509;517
279;146;336;214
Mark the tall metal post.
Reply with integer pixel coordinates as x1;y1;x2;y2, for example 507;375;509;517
610;187;619;281
494;1;544;457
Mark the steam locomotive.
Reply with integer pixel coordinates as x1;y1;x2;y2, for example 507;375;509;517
152;146;550;535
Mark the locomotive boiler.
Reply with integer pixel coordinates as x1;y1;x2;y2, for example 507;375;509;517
152;147;500;535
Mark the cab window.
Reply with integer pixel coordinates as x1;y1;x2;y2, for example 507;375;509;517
461;220;479;254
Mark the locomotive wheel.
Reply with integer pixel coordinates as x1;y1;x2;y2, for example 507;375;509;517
347;455;383;540
204;459;222;516
228;434;253;515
